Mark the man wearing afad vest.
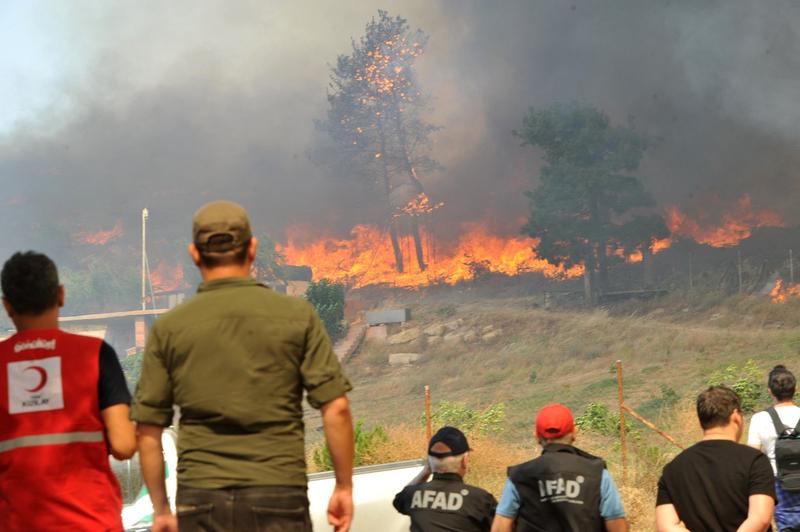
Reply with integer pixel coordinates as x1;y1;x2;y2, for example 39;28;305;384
491;403;628;532
0;251;136;531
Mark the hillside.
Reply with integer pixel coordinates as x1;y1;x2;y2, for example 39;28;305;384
311;283;800;529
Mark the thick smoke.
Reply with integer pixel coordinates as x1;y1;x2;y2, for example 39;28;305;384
1;0;799;264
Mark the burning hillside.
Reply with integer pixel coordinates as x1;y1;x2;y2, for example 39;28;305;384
665;195;784;248
279;223;583;289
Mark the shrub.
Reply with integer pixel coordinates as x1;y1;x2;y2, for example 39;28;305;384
707;359;767;413
312;420;388;470
305;279;346;342
637;385;680;419
575;402;634;436
435;305;457;318
426;401;505;435
529;370;538;383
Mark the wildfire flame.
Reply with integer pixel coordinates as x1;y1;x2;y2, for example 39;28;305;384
279;223;583;289
74;220;124;245
770;278;800;303
665;195;784;248
150;261;187;293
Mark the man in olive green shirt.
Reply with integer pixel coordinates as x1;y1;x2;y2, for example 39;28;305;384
132;201;354;532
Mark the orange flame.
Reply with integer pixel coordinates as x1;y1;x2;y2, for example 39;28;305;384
666;195;783;248
74;220;124;245
770;278;800;303
279;223;583;289
151;261;187;293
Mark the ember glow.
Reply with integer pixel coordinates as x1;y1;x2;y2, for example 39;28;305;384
279;223;583;288
665;195;784;248
150;261;187;293
73;220;123;245
398;192;444;217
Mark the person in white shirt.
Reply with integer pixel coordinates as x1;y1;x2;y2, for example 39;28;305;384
748;364;800;531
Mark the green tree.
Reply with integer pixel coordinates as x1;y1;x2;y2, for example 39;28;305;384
315;10;439;273
305;279;346;342
516;102;668;303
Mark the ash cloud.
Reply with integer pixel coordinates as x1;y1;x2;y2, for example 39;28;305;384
1;0;799;264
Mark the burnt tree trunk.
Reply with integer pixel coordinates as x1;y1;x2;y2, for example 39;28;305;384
378;124;404;273
410;218;426;272
392;100;427;271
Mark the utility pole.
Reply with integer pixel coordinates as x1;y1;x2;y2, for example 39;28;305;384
142;208;149;310
688;252;694;290
737;249;743;294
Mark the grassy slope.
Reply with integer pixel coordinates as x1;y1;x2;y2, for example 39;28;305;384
328;287;800;529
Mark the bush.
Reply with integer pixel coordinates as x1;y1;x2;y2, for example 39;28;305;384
119;352;143;392
637;385;680;419
575;402;634;436
707;359;767;413
425;401;505;435
305;279;346;342
312;420;388;470
528;370;538;383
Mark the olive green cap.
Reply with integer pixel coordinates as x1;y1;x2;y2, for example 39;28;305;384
192;200;252;253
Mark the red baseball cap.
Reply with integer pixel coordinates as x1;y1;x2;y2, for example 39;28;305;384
535;403;575;439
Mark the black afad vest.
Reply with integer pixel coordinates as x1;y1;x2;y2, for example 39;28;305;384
508;444;605;532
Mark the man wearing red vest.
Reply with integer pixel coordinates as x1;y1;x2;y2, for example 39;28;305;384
0;251;136;531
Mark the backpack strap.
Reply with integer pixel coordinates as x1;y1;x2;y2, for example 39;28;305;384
792;412;800;437
767;407;789;437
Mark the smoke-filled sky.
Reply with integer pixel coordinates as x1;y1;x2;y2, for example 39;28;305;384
1;0;799;263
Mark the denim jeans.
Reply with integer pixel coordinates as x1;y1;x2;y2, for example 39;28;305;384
176;485;312;532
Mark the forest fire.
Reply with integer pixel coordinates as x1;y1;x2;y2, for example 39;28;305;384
279;223;583;289
150;261;187;293
770;279;800;303
73;220;123;245
665;195;784;248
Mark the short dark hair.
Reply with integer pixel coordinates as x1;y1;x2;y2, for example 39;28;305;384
769;365;796;401
198;237;250;268
696;386;741;430
1;251;60;315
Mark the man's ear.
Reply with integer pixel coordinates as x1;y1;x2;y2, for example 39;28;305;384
2;297;14;319
188;243;202;267
57;285;65;308
248;237;259;263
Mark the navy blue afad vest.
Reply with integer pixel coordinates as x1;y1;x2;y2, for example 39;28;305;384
508;443;605;532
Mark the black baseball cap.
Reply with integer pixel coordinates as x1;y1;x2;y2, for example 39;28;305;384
428;426;471;458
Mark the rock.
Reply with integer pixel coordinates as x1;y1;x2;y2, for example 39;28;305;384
388;327;421;345
482;330;501;342
388;353;421;366
366;324;388;341
463;330;478;343
424;324;446;337
443;319;464;332
427;336;442;347
443;332;463;344
481;324;495;333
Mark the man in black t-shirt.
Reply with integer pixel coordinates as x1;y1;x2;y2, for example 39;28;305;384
656;386;775;532
393;426;497;531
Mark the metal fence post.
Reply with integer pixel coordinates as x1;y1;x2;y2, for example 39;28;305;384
424;385;432;443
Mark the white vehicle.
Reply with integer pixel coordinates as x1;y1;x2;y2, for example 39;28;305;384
116;430;424;531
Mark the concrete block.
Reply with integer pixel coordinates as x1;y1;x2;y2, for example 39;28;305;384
482;330;501;342
443;332;463;344
388;353;421;366
366;309;411;325
423;324;446;337
388;327;421;345
365;324;388;342
443;319;464;332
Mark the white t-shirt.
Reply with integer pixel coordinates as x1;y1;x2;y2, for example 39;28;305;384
748;404;800;474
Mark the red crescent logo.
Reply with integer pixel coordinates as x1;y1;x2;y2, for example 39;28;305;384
23;366;48;393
